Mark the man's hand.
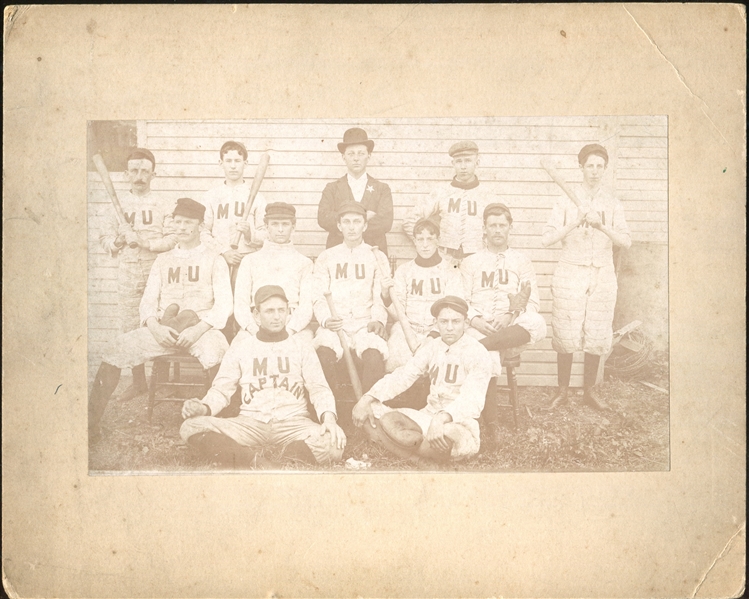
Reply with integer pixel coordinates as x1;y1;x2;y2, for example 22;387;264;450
324;317;344;332
585;210;602;228
470;316;498;336
174;324;202;349
352;395;378;428
426;412;453;453
147;318;179;347
235;220;252;241
222;249;244;267
493;313;514;330
124;229;140;246
574;208;587;227
367;321;386;338
181;398;209;419
380;274;395;294
320;412;347;450
366;210;377;221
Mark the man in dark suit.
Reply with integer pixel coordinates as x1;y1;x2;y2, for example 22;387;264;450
317;127;394;255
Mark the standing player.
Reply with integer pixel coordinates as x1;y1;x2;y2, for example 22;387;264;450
542;144;631;410
312;202;389;410
317;128;393;255
233;202;314;342
180;285;346;468
98;148;178;401
352;297;492;463
89;198;232;442
403;141;495;264
200;141;268;268
461;203;548;435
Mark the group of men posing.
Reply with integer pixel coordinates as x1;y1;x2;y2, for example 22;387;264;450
89;127;631;467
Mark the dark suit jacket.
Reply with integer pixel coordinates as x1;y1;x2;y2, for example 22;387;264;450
317;174;393;255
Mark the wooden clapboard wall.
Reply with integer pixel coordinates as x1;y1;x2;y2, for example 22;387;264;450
88;116;668;386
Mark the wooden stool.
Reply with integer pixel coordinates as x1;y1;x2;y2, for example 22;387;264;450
147;355;211;422
502;353;522;429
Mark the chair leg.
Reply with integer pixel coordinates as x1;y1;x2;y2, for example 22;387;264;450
147;361;159;423
506;365;519;429
173;361;180;383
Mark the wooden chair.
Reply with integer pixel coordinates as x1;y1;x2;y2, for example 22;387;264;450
147;355;211;422
502;353;521;429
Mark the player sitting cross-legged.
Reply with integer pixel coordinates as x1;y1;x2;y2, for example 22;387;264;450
352;296;493;463
180;285;346;469
89;198;232;443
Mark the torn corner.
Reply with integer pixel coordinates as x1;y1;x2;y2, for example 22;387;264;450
2;563;20;599
692;522;746;599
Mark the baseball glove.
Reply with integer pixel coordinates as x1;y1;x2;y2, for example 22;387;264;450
380;411;424;450
507;280;532;313
161;304;201;332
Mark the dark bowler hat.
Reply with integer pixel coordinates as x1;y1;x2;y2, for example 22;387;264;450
336;201;367;219
483;202;513;224
430;296;469;318
173;197;206;221
254;285;288;307
448;140;479;157
127;148;156;169
337;128;375;153
264;202;296;220
578;143;609;166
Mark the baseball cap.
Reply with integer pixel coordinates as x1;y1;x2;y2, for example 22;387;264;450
173;197;206;221
448;141;479;157
336;201;367;219
264;202;296;220
127;148;156;169
578;143;609;166
254;285;288;307
430;296;469;318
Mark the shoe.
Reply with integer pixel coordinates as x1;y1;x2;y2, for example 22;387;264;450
582;386;609;410
548;386;569;409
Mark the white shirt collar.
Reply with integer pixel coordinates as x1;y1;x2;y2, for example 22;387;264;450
347;172;368;202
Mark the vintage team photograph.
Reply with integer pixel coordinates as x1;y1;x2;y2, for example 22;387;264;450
87;117;669;473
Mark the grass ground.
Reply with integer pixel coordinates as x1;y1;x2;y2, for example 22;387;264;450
89;353;669;474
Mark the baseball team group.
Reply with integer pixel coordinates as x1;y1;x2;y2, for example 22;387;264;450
89;126;632;468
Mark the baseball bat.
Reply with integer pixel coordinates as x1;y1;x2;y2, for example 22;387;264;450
540;159;585;210
371;248;419;355
324;291;364;400
92;153;138;248
231;152;270;250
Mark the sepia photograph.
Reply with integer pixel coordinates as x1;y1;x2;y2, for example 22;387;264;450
87;117;669;474
5;5;744;598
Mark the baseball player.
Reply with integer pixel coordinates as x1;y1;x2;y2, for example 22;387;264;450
403;141;495;264
200;140;268;267
97;148;178;401
317;128;393;255
542;144;631;410
312;202;389;403
89;198;233;442
233;202;314;343
386;216;464;372
461;203;548;434
180;285;346;468
352;296;492;462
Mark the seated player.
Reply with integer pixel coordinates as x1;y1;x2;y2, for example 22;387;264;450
180;285;346;468
460;203;547;434
233;202;314;343
386;216;464;373
312;202;389;412
89;198;233;442
352;296;492;462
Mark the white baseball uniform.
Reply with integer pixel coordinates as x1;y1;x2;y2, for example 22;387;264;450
386;254;465;372
98;191;177;332
403;179;496;259
180;330;343;464
233;240;314;340
367;333;492;460
543;185;631;355
102;243;232;370
200;183;268;256
461;247;548;373
312;242;389;360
